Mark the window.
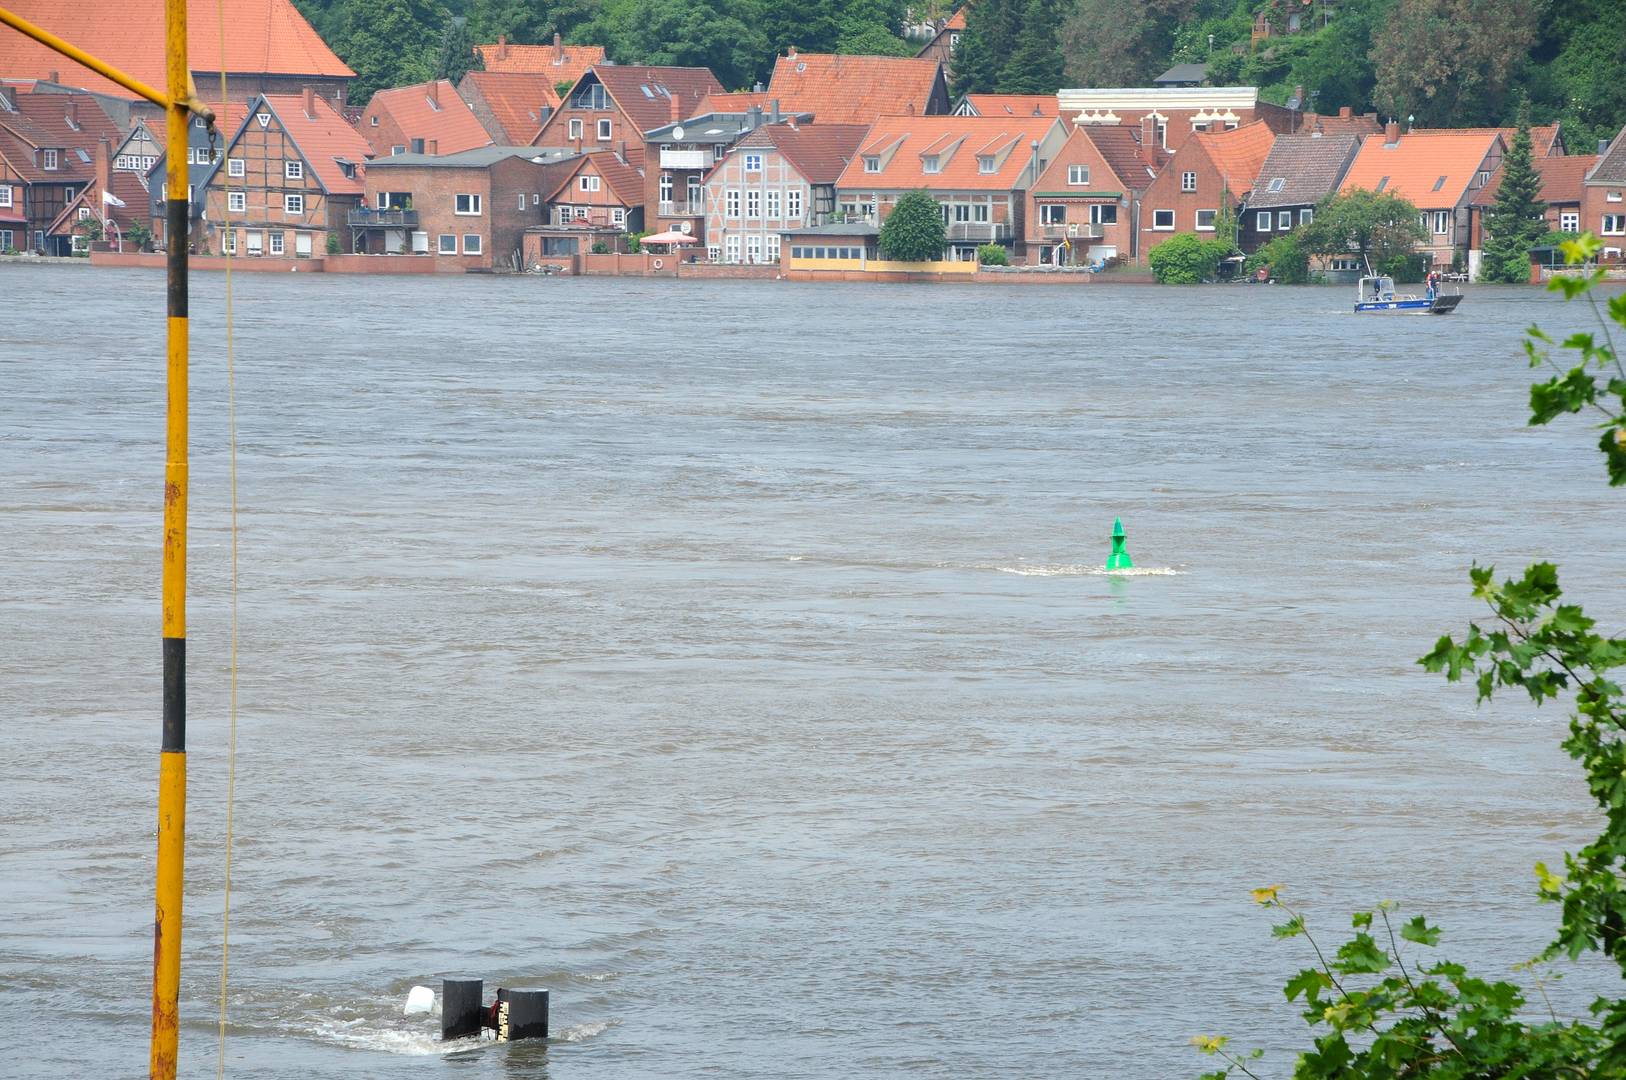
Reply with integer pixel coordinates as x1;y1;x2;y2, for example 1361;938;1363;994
1328;256;1360;271
767;234;780;262
391;145;405;156
370;115;379;126
714;144;727;162
1375;176;1389;192
1256;210;1272;232
1068;164;1089;185
746;189;760;217
1477;170;1489;186
1299;208;1312;225
612;207;625;226
0;186;10;208
1609;191;1623;203
245;230;262;255
766;189;781;218
977;156;996;174
597;118;611;141
724;235;740;263
707;245;719;261
228;157;244;177
922;155;941;174
0;230;10;250
185;148;196;164
726;188;740;217
1040;204;1066;225
285;160;302;180
270;231;285;255
746;235;762;263
579;174;600;192
1431;175;1446;192
1152;209;1174;230
285;194;304;214
1278;211;1291;231
223;229;236;254
744;153;763;172
574;206;588;220
42;148;58;170
973;203;989;223
438;234;456;254
1602;214;1626;235
569;119;583;140
1560;211;1579;232
1089;203;1116;225
1267;177;1285;193
1155;122;1167;147
77;206;92;220
659;173;673;204
1180;171;1195;192
464;234;482;255
228;191;245;212
518;193;526;210
1432;210;1449;234
1195;209;1216;230
787;188;802;218
455;193;481;215
863;156;880;173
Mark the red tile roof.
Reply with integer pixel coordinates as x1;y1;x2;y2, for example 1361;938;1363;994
962;94;1057;117
1191;120;1275;194
591;67;725;134
45;167;152;235
363;80;492;156
459;71;561;143
835;113;1059;190
946;7;968;30
768;51;946;125
1076;125;1161;189
730;122;870;184
238;93;370;194
1340;130;1501;209
0;0;352;99
1469;153;1599;208
1445;124;1562;157
695;91;775;115
475;41;606;84
546;149;643;206
0;91;123;182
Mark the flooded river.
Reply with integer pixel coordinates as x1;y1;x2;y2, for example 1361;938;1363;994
2;266;1622;1077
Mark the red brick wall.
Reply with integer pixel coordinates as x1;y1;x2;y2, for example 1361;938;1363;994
1139;141;1232;256
1025;133;1137;262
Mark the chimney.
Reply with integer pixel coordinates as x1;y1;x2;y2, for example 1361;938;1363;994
66;97;78;129
303;85;316;119
1602;139;1611;156
498;34;508;62
787;47;797;60
95;137;111;207
1294;85;1304;107
670;91;682;122
747;104;762;130
555;32;564;63
770;98;780;123
428;138;438;155
1339;105;1352;118
615;139;625;162
753;81;764;93
48;69;58;84
429;80;439;107
1140;113;1155;149
1384;119;1400;145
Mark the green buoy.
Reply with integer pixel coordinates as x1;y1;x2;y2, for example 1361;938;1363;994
1106;517;1133;571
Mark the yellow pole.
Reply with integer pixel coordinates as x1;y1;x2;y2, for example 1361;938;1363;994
151;0;189;1073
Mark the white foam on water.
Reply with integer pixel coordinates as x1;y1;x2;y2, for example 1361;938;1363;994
308;1016;453;1056
562;1018;617;1042
990;563;1185;577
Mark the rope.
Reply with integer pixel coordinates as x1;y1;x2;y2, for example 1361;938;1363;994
214;8;240;1074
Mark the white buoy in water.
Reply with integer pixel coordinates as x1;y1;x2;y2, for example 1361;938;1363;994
404;985;435;1016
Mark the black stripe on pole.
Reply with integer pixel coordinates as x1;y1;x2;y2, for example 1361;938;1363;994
166;194;187;318
162;636;185;752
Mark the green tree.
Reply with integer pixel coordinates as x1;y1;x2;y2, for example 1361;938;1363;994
1481;107;1549;283
878;190;947;262
1059;0;1199;89
434;16;483;83
835;0;912;56
1243;231;1309;283
1299;189;1427;273
976;242;1009;265
998;0;1064;94
1147;232;1231;283
1194;236;1626;1079
1371;0;1547;126
331;0;444;104
589;0;768;90
952;0;1018;95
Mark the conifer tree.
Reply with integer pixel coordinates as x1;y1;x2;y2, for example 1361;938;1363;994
434;17;483;84
952;0;1016;96
1481;105;1548;283
998;0;1063;94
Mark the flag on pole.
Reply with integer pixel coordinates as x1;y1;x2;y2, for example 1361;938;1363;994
103;190;126;208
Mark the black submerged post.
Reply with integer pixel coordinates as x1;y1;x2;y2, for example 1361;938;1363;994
500;988;549;1041
441;977;484;1040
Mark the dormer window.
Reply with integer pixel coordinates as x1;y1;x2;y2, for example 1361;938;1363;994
42;148;58;170
863;155;880;173
922;155;941;174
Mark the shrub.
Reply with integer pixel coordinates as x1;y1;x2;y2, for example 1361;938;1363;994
1148;232;1232;284
127;221;152;251
977;243;1009;266
878;189;946;262
1377;251;1427;283
1242;232;1310;284
591;240;610;254
625;231;649;254
325;233;341;254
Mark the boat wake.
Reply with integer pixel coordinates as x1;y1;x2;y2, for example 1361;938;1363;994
303;1004;616;1055
989;563;1184;577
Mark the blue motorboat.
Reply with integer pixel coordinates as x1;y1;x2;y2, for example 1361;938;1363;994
1354;274;1462;315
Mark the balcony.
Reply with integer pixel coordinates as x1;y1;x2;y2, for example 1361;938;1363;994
659;149;709;169
350;207;418;227
657;200;704;217
946;221;1010;242
1037;222;1104;241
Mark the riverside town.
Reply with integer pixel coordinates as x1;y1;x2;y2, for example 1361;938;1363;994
2;0;1624;284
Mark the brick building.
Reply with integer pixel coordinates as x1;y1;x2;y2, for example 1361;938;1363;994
1025;124;1161;266
146;103;250;249
1583;125;1626;257
0;86;123;253
1241;132;1360;253
704;120;868;263
0;0;353;113
643;104;814;239
544;150;646;232
360;145;575;267
1056;86;1295;154
1339;124;1504;270
200;89;371;258
914;8;966;76
1467;152;1599;257
765;50;952;126
44;138;151;251
360;80;492;158
459;71;562;144
834;113;1067;261
532;66;723;170
1140;120;1275;256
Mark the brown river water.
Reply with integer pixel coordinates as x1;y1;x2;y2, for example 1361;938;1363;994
2;265;1623;1077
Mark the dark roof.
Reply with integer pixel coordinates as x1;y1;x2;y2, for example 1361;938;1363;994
1076;125;1161;190
642;112;809;143
780;220;879;237
1588;124;1626;185
591;66;724;134
1248;133;1360;208
367;145;576;168
731;122;869;185
1154;63;1208;85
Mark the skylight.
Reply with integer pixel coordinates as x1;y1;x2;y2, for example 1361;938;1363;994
1431;175;1446;191
1375;176;1388;192
1267;177;1285;192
